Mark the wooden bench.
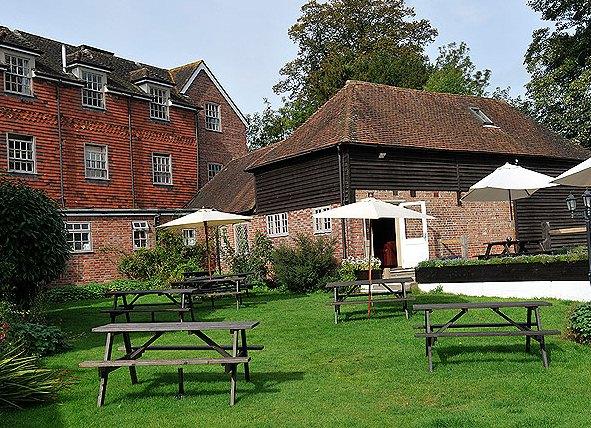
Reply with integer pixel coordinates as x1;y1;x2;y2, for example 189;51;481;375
104;289;197;322
100;306;192;322
414;301;559;371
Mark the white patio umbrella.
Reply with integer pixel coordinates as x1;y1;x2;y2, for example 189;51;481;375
462;163;557;219
158;208;252;277
314;197;434;318
552;157;591;187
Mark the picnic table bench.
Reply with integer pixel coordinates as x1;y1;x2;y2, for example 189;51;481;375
102;288;198;322
326;277;415;323
413;301;560;371
79;321;261;406
173;275;250;309
478;238;546;259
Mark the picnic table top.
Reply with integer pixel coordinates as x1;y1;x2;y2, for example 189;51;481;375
184;276;245;283
325;277;415;288
413;300;552;311
105;288;199;297
91;321;260;333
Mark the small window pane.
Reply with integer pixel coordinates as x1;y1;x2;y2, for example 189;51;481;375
266;213;288;237
313;207;332;234
81;70;105;108
66;222;92;252
207;163;222;181
205;103;221;131
183;229;196;246
7;134;35;173
152;154;172;185
4;54;32;95
85;144;108;179
150;86;169;120
132;221;149;249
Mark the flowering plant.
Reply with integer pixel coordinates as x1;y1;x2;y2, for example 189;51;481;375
341;256;382;271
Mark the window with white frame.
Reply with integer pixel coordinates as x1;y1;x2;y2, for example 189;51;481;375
149;85;170;120
205;102;221;131
234;223;249;255
7;133;35;173
266;213;288;237
152;153;172;185
81;69;105;108
4;53;33;96
312;206;332;234
132;221;149;249
182;229;196;246
469;107;494;126
207;163;222;181
84;144;108;179
66;222;92;253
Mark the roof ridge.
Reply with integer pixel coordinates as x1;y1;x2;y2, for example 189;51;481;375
169;60;203;72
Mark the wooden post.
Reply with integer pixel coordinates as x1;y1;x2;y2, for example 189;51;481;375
177;368;185;398
204;221;212;278
534;307;549;368
525;308;532;352
229;329;239;405
367;220;373;319
240;329;250;381
122;332;138;385
97;332;114;407
425;310;433;372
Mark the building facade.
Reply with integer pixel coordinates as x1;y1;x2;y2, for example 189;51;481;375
0;27;247;283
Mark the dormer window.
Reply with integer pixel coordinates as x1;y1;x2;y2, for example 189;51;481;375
3;52;33;96
469;107;494;126
149;85;170;121
205;102;221;131
81;69;106;109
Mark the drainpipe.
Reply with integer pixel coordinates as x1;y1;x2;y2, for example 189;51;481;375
194;109;201;190
56;80;65;208
127;97;137;208
337;144;347;258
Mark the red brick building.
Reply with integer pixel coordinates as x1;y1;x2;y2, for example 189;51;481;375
0;27;247;283
191;81;588;271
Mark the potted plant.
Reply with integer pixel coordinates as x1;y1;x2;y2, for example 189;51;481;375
340;256;382;280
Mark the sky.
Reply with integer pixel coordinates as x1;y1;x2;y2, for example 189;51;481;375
1;1;548;116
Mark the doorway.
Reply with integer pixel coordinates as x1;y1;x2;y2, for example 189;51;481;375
371;218;398;268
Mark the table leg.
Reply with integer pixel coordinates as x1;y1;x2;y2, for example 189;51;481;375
188;294;196;321
334;288;339;324
122;295;132;323
425;310;433;372
177;368;185;398
180;293;186;323
525;308;532;353
240;329;250;381
110;296;118;322
97;332;114;407
236;280;240;310
122;332;138;384
402;282;409;319
230;329;239;405
534;307;549;368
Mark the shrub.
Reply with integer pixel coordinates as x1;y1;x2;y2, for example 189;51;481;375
224;232;274;287
272;235;338;293
8;323;69;356
568;303;591;344
0;343;66;409
118;229;207;285
338;256;382;281
0;180;70;306
38;280;147;305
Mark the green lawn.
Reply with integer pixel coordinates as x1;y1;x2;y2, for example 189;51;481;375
4;290;591;428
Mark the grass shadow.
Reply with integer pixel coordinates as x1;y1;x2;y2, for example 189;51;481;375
434;342;561;366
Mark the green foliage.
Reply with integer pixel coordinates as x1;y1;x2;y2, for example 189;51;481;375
118;229;207;285
524;0;591;147
0;180;70;306
224;232;274;287
568;302;591;344
7;323;69;357
337;256;382;281
417;248;588;268
0;343;66;409
246;99;291;150
38;280;146;305
424;42;492;96
272;235;338;293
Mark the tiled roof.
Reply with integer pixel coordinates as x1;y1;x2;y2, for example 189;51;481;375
0;27;196;108
186;146;274;214
247;81;589;170
169;61;203;90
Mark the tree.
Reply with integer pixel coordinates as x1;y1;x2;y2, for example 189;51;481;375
424;42;491;96
273;0;437;133
246;99;290;150
0;180;70;306
524;0;591;147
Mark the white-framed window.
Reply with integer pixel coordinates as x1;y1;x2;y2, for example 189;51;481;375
469;107;494;126
205;102;221;131
313;206;332;234
234;223;249;255
152;153;172;185
7;133;35;174
132;221;149;249
84;144;108;180
183;228;196;246
266;213;288;237
4;52;33;96
81;69;105;109
149;85;170;121
207;163;222;181
66;222;92;253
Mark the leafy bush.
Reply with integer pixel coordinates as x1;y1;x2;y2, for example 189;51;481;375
272;235;338;293
0;180;70;306
118;230;207;285
38;280;147;305
417;248;588;268
568;303;591;344
0;343;66;409
338;256;382;281
224;232;274;287
8;323;69;356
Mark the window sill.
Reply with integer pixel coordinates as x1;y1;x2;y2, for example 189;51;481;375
4;90;35;99
150;117;171;124
82;104;106;112
205;128;223;133
85;177;110;183
71;250;94;255
268;233;289;238
8;171;38;177
314;230;332;235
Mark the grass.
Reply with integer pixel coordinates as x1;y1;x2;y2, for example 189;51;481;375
3;290;591;427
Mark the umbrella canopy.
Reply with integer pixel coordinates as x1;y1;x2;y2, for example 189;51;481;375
552;157;591;187
314;198;433;318
312;198;434;220
158;209;252;276
462;163;557;202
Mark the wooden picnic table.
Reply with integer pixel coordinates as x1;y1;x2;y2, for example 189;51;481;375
480;238;545;259
413;301;560;371
326;277;415;324
103;288;198;322
173;275;250;309
79;321;261;406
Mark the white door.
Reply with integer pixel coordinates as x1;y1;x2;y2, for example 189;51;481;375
397;201;429;268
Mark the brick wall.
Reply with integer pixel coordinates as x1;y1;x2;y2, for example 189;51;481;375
182;70;248;188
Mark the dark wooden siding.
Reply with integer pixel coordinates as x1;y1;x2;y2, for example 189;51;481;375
348;144;585;247
253;149;341;214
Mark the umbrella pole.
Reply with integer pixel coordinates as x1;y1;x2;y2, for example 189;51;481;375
204;221;212;278
215;227;222;275
368;220;373;319
509;190;514;221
